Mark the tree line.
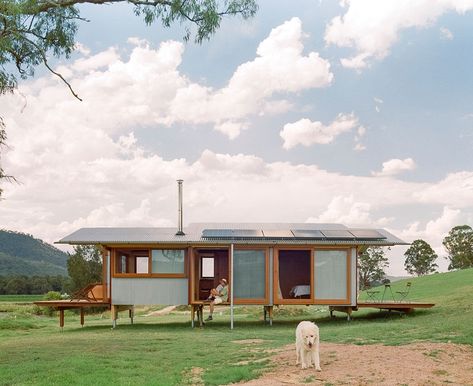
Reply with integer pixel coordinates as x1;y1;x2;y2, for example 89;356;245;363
0;275;68;295
0;245;102;295
359;224;473;289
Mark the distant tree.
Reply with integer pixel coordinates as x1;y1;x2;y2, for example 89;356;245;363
4;276;30;294
30;276;51;294
358;246;389;290
443;225;473;270
404;239;438;276
67;245;102;292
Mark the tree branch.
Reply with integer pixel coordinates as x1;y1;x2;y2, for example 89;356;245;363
19;35;83;101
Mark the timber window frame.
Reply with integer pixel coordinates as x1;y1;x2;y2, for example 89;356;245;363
112;248;187;278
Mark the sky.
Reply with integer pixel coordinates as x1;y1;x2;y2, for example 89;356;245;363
1;0;473;275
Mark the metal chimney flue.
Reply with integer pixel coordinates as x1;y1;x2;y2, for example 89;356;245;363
176;179;185;236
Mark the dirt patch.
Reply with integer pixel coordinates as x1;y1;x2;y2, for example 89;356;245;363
145;305;176;317
181;366;204;385
237;342;473;385
232;339;266;345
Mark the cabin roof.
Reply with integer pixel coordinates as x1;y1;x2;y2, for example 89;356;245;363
57;223;407;246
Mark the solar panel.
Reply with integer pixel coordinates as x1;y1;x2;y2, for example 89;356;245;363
232;229;264;238
320;230;355;239
202;229;265;239
262;230;294;238
291;230;325;239
349;229;386;240
202;229;233;238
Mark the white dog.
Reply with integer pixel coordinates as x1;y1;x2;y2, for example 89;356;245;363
295;321;321;371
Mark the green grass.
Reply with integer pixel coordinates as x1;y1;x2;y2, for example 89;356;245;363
0;294;44;302
0;269;472;385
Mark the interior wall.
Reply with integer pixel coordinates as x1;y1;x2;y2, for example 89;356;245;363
278;250;311;299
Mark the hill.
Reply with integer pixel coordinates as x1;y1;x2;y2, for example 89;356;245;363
0;230;68;276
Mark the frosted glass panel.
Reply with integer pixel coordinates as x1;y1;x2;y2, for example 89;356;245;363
233;250;266;299
152;250;185;274
201;257;215;278
136;257;149;274
314;250;347;300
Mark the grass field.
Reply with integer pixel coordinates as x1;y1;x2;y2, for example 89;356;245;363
0;268;472;385
0;294;44;302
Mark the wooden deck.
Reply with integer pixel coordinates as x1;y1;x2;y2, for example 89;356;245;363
356;301;435;313
34;300;111;328
34;300;111;308
329;301;435;320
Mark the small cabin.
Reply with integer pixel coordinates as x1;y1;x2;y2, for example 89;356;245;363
58;222;406;327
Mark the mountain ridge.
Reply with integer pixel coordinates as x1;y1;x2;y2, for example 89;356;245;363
0;230;68;276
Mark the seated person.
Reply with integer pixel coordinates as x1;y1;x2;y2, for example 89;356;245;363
205;278;228;321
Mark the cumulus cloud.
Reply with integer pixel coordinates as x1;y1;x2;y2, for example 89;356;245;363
391;206;463;273
307;195;373;226
325;0;473;69
4;17;333;143
170;17;333;137
372;158;416;177
280;113;359;149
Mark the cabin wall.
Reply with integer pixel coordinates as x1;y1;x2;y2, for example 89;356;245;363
111;278;188;305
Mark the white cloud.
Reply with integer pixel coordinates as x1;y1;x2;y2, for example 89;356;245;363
413;171;473;208
354;125;366;151
3;17;333;144
214;121;248;140
307;195;374;226
391;206;463;273
170;17;333;138
280;113;359;149
440;26;454;40
372;158;416;177
325;0;473;69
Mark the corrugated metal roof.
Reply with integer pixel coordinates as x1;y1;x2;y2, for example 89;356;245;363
57;223;407;246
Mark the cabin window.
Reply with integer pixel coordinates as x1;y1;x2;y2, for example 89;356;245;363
314;250;348;300
151;249;185;274
277;249;312;301
201;257;215;278
114;249;149;274
233;249;266;299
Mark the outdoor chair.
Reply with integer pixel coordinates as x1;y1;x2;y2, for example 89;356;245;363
365;288;380;302
70;283;102;302
396;282;412;302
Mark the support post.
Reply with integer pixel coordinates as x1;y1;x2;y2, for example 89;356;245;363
111;305;117;329
129;306;134;325
191;305;195;328
59;308;64;329
80;308;85;327
230;243;234;330
198;305;204;327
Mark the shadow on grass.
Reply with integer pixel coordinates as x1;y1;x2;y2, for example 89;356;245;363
58;307;436;336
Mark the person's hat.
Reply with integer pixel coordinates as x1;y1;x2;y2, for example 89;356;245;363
221;278;227;284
